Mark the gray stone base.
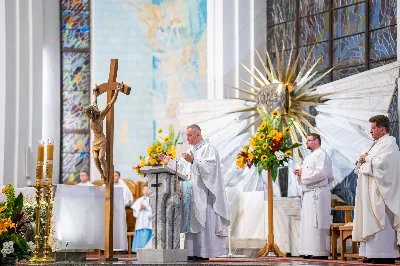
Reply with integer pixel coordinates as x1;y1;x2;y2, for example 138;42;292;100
137;249;187;263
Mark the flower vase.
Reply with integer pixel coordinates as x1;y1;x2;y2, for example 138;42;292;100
0;254;17;265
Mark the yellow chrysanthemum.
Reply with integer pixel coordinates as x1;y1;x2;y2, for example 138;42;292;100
0;206;6;213
158;128;163;133
243;145;249;152
163;136;170;143
257;133;266;141
248;153;254;161
262;143;268;149
249;137;257;148
1;187;7;194
156;146;163;153
236;157;245;168
272;110;280;117
152;153;157;158
149;158;157;165
285;150;293;157
5;218;14;229
139;160;146;167
261;155;268;161
267;130;279;138
258;122;267;131
167;148;177;158
147;146;153;155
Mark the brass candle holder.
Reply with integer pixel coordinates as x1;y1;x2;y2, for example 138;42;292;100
28;140;55;264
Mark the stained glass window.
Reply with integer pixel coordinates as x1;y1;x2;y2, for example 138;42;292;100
369;0;397;29
333;3;366;38
332;65;366;80
267;22;296;51
61;0;91;183
369;25;397;62
334;0;364;8
300;12;330;46
333;33;366;67
300;0;330;17
267;0;296;25
299;42;330;71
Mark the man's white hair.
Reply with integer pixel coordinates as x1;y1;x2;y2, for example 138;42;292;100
186;124;201;133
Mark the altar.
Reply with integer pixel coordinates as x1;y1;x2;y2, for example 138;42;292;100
52;185;128;251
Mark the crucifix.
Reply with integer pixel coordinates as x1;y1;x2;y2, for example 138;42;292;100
85;59;131;260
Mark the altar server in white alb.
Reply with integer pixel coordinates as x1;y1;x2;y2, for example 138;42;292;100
159;124;230;260
295;133;333;259
353;115;400;265
77;170;94;186
131;185;152;253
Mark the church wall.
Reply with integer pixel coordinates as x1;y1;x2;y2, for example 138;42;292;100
0;0;59;187
0;0;6;184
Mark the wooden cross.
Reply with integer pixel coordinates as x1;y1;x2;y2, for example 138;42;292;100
94;59;131;260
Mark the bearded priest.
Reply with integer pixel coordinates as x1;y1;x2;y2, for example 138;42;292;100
295;133;334;259
353;115;400;264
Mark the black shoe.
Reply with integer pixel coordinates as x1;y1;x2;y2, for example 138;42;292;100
312;256;328;260
370;258;395;264
300;255;311;259
197;257;209;260
187;256;197;261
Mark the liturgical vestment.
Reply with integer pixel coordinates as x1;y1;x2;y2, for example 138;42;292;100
168;139;230;258
353;134;400;258
299;148;333;257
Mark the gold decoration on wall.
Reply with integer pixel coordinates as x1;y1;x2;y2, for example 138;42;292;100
228;42;333;158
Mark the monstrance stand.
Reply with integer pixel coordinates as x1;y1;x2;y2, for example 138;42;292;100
256;83;287;258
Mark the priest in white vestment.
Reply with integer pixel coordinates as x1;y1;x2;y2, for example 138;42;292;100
159;124;230;260
77;170;94;186
295;133;333;259
131;185;152;253
352;115;400;264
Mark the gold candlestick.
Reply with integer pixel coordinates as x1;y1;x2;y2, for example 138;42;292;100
28;141;45;264
42;140;55;264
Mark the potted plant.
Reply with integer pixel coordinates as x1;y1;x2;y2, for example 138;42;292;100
0;185;34;264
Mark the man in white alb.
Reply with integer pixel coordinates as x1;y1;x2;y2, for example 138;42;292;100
295;133;333;259
77;170;94;186
353;115;400;264
159;124;230;260
113;171;134;207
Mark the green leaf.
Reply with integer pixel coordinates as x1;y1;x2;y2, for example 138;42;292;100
271;164;278;182
257;165;263;176
14;193;23;213
288;143;302;149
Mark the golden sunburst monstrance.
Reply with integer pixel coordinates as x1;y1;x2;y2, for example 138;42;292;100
227;42;333;159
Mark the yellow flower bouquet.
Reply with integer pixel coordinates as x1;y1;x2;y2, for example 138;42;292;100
134;124;181;176
236;107;301;181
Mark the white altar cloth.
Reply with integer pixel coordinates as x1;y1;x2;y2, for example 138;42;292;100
52;185;127;250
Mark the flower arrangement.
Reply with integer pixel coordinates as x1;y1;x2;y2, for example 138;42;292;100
134;124;181;175
0;184;33;261
22;199;58;252
236;107;301;181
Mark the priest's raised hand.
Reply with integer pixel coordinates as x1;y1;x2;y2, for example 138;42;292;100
158;154;170;164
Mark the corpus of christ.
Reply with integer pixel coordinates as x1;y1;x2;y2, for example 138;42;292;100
0;0;400;265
